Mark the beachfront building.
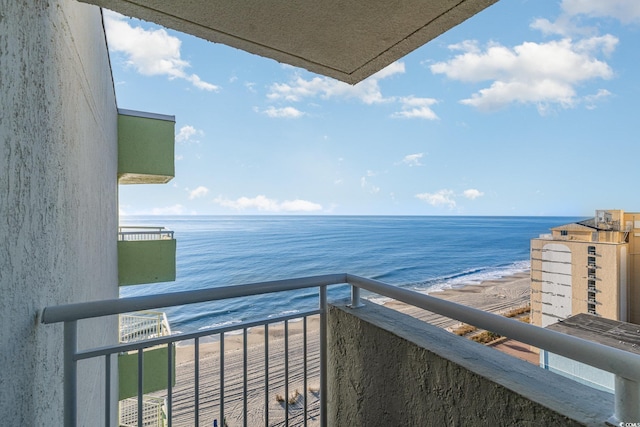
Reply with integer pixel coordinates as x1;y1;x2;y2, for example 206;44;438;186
4;1;639;426
530;209;640;328
540;313;640;393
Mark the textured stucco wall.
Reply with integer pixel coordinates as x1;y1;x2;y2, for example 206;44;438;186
0;0;118;424
328;302;613;426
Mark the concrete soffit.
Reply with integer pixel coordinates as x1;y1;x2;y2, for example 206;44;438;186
81;0;498;84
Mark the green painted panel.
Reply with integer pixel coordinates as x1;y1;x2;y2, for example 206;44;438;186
118;111;175;184
118;239;176;286
118;345;176;401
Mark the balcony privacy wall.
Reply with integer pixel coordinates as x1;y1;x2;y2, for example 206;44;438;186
118;345;176;400
118;239;177;286
118;109;175;184
328;302;613;426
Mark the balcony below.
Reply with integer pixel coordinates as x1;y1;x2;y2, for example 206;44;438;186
118;109;175;184
118;227;176;286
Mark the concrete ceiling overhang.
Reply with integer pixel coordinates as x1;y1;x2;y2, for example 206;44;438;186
86;0;498;84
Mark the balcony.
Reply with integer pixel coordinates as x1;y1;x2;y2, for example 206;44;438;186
118;227;176;286
118;109;175;184
42;274;640;426
118;311;175;403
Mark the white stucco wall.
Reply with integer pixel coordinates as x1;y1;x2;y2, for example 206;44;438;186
0;0;118;424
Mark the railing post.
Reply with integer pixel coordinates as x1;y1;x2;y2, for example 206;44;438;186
349;285;364;309
64;321;78;427
611;375;640;425
319;285;327;427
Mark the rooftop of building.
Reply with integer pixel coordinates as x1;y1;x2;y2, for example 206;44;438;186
546;313;640;355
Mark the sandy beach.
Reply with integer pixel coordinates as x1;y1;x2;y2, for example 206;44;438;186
167;272;531;426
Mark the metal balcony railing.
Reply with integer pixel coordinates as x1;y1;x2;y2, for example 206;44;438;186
120;311;171;344
41;274;640;427
118;226;174;241
120;396;166;427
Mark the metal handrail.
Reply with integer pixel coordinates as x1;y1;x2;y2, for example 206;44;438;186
119;311;171;343
41;274;345;323
118;227;174;241
42;273;640;425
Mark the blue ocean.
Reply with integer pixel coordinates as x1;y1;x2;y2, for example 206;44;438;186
119;215;581;333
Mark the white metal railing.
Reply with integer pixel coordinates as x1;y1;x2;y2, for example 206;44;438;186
120;396;166;427
118;226;174;241
120;311;171;343
41;273;640;426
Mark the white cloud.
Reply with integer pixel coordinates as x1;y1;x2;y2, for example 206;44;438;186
176;125;203;143
530;17;590;38
176;125;196;142
188;186;209;200
262;106;305;118
214;195;322;212
463;189;484;200
186;74;219;91
360;176;380;194
267;62;405;104
400;153;424;167
415;190;456;209
584;89;612;109
392;97;439;120
104;11;219;91
562;0;640;24
431;37;616;113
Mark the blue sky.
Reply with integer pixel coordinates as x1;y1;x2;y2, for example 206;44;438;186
108;1;640;217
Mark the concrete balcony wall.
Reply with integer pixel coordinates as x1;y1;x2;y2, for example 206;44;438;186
117;109;175;184
118;239;177;286
328;302;613;426
118;345;176;400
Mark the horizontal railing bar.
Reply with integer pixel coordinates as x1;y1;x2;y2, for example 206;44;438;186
42;274;346;324
118;231;173;235
346;274;640;382
117;231;174;240
75;309;322;361
118;226;167;230
118;228;168;234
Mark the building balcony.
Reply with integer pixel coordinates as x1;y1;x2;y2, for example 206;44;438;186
118;311;174;400
118;227;176;286
118;109;175;184
41;274;640;426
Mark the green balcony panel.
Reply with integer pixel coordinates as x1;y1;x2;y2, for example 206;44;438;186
118;109;175;184
118;239;176;286
118;345;176;401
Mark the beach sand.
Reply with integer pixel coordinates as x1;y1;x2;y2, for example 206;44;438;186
166;272;531;426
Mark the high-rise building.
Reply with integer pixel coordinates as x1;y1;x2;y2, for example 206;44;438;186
531;209;640;328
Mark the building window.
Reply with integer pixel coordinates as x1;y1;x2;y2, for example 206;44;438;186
588;268;596;279
588;246;596;255
561;230;568;236
588;256;596;267
588;303;597;315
